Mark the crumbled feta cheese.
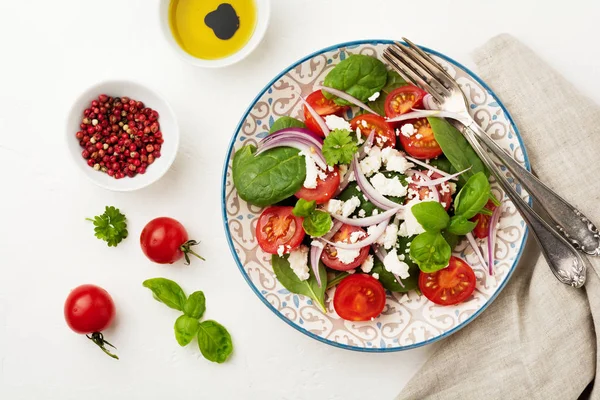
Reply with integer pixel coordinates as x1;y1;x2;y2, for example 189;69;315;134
324;114;352;131
355;127;364;145
341;196;361;217
338;164;348;179
383;249;410;279
361;120;368;128
325;199;344;215
335;247;361;264
372;272;380;280
377;224;399;250
349;230;366;243
348;171;356;182
358;209;366;218
440;183;450;194
415;134;423;139
347;269;356;274
361;254;374;273
381;147;414;174
359;155;381;177
370;173;408;197
395;128;401;137
372;209;379;216
299;149;319;189
368;92;380;101
277;245;286;256
400;123;415;137
427;169;434;177
288;245;310;281
398;253;405;261
398;199;427;237
448;182;457;194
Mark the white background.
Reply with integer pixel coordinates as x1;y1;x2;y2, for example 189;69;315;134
1;0;599;399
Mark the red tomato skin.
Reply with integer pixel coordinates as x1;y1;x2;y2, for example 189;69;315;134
320;225;370;271
140;217;189;264
398;119;443;159
350;114;396;148
255;206;305;254
303;91;348;137
418;256;476;306
471;200;497;239
333;274;386;321
64;284;115;334
384;85;427;119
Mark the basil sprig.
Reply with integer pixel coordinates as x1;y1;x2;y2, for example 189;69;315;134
292;199;332;237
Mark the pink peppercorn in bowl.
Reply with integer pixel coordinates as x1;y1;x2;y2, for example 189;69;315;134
66;80;179;191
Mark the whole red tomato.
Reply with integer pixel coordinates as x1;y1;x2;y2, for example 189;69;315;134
140;217;205;264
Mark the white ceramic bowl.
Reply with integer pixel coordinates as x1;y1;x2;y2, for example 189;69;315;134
159;0;270;68
66;80;179;191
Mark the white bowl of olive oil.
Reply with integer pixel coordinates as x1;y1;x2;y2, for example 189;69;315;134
160;0;270;68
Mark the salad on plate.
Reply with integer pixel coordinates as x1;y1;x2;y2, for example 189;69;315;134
232;53;502;322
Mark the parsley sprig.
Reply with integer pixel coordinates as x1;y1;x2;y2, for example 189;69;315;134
86;206;128;247
322;129;358;165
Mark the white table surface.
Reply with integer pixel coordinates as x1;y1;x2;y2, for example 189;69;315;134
1;0;599;399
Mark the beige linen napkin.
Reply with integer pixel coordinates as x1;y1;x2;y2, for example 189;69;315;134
397;34;600;400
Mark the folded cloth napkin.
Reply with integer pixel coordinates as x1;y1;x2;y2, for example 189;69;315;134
397;34;600;400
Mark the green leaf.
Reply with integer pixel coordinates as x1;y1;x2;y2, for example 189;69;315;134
429;117;488;185
323;54;388;106
271;254;328;313
454;172;491;219
142;278;187;311
292;199;316;217
410;201;450;232
269;116;306;134
428;157;453;174
232;145;306;207
86;206;128;247
183;291;206;319
409;232;452;273
174;315;200;346
441;230;460;250
197;320;233;363
303;210;332;237
326;272;350;289
368;70;407;116
322;129;358;165
447;215;477;236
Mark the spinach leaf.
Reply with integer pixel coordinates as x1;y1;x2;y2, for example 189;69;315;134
142;278;187;311
368;70;407;116
326;272;350;289
303;210;332;237
323;54;388;106
174;315;200;346
447;215;477;236
232;145;306;207
269;116;306;134
411;201;449;232
183;291;206;319
428;157;453;174
409;231;451;273
454;172;491;219
372;236;420;292
338;182;379;217
272;254;328;313
197;320;233;364
441;230;460;250
428;117;488;185
292;198;316;217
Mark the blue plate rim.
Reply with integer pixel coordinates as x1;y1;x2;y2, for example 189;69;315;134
221;39;531;353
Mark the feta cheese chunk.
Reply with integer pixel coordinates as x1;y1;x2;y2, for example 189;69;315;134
324;114;352;132
358;209;366;218
341;196;361;217
325;199;344;215
288;245;310;281
349;230;366;243
372;272;380;280
361;254;374;273
334;247;361;264
368;92;380;101
370;173;408;197
381;147;414;174
383;249;410;279
377;224;399;250
299;149;319;189
400;123;415;137
398;199;427;237
360;155;381;177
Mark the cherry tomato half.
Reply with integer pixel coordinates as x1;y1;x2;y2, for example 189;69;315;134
321;224;370;271
333;274;386;321
295;165;340;204
406;171;453;210
303;90;348;137
384;85;427;119
398;118;443;159
256;206;305;254
471;200;497;239
140;217;204;265
64;284;115;334
350;113;396;147
418;256;476;306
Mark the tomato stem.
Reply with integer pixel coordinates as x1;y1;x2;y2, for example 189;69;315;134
479;208;494;216
489;192;501;207
180;240;206;265
86;332;119;360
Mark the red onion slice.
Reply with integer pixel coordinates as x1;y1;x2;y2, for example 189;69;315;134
256;139;327;170
407;170;440;202
423;94;439;110
352;156;403;211
330;207;400;227
261;128;323;147
316;85;379;116
298;94;330;136
309;222;343;287
404;156;455;179
387;109;466;123
409;167;470;187
487;201;503;275
357;129;376;159
322;220;389;250
466;232;488;272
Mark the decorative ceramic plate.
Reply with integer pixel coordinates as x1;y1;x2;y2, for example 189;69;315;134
222;40;530;352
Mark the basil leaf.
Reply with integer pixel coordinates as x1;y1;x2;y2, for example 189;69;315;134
323;54;388;106
197;320;233;363
454;172;491;219
368;70;407;116
410;201;450;232
441;230;460;250
232;145;306;207
174;315;200;346
183;291;206;319
271;254;328;312
143;278;187;311
269;116;305;134
292;199;316;217
447;215;477;236
409;232;451;273
429;117;488;185
303;210;332;237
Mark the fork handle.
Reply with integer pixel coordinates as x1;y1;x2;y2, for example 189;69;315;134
458;124;588;287
465;119;600;257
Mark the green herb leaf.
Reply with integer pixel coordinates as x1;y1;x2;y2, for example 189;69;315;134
447;215;477;236
183;291;206;319
271;254;328;313
322;129;358;165
86;206;128;247
326;272;350;289
292;199;316;217
454;172;492;219
323;54;388;106
368;70;407;116
441;230;460;250
142;278;187;311
411;201;450;232
303;210;332;237
269;116;306;134
197;320;233;363
174;315;200;346
409;231;452;273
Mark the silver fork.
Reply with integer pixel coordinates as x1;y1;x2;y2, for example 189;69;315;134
383;38;598;287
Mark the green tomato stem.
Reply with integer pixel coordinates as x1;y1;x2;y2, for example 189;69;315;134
489;192;501;207
86;332;119;360
180;240;206;265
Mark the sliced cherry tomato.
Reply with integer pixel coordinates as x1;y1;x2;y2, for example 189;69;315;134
471;200;497;239
384;85;427;119
398;118;443;159
303;90;348;137
333;274;386;321
256;206;305;254
295;165;340;204
350;113;396;147
406;171;453;210
418;256;476;306
321;224;370;271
